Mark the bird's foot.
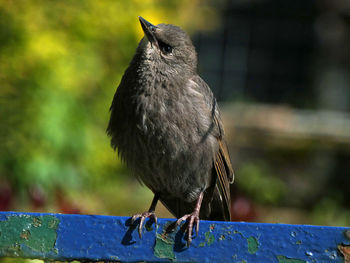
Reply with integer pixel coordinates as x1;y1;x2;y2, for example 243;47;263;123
131;211;157;238
175;211;200;246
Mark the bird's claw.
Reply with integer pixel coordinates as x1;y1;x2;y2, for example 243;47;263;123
175;212;200;246
131;211;157;238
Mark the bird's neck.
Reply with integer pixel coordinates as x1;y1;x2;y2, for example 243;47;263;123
132;52;192;92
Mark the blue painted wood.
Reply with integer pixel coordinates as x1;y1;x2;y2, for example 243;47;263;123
0;211;349;262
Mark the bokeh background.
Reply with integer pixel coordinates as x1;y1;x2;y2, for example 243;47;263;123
1;0;350;261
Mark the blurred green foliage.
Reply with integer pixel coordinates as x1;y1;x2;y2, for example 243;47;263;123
238;161;287;205
0;0;218;214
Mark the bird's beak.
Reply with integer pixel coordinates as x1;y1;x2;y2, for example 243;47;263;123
139;16;159;48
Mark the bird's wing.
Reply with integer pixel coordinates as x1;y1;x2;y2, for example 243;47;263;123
193;75;234;221
211;131;234;220
213;113;234;184
159;75;234;221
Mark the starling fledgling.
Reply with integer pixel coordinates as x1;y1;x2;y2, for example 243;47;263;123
107;17;234;246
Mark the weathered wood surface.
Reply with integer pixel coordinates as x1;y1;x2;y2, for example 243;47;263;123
0;211;349;262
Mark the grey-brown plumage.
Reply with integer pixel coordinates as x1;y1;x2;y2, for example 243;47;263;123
107;17;234;245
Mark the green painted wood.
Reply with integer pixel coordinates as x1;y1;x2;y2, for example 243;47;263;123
0;211;349;262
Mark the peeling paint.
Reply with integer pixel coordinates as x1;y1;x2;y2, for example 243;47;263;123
154;233;175;260
209;224;215;231
199;226;216;247
325;249;337;260
109;255;120;261
247;236;259;254
205;231;215;246
0;215;59;257
276;255;306;263
232;230;259;254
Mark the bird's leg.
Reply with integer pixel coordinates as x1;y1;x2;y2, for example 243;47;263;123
175;192;204;246
131;193;159;238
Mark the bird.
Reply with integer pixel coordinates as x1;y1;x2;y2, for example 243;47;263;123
107;16;234;246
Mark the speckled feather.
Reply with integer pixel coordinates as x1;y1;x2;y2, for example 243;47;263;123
107;22;234;221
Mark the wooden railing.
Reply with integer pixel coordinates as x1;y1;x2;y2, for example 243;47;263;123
0;211;349;262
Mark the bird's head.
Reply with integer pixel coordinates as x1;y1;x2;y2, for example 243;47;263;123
138;16;197;75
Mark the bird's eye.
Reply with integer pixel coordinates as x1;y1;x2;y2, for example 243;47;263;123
159;41;172;55
162;45;172;54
